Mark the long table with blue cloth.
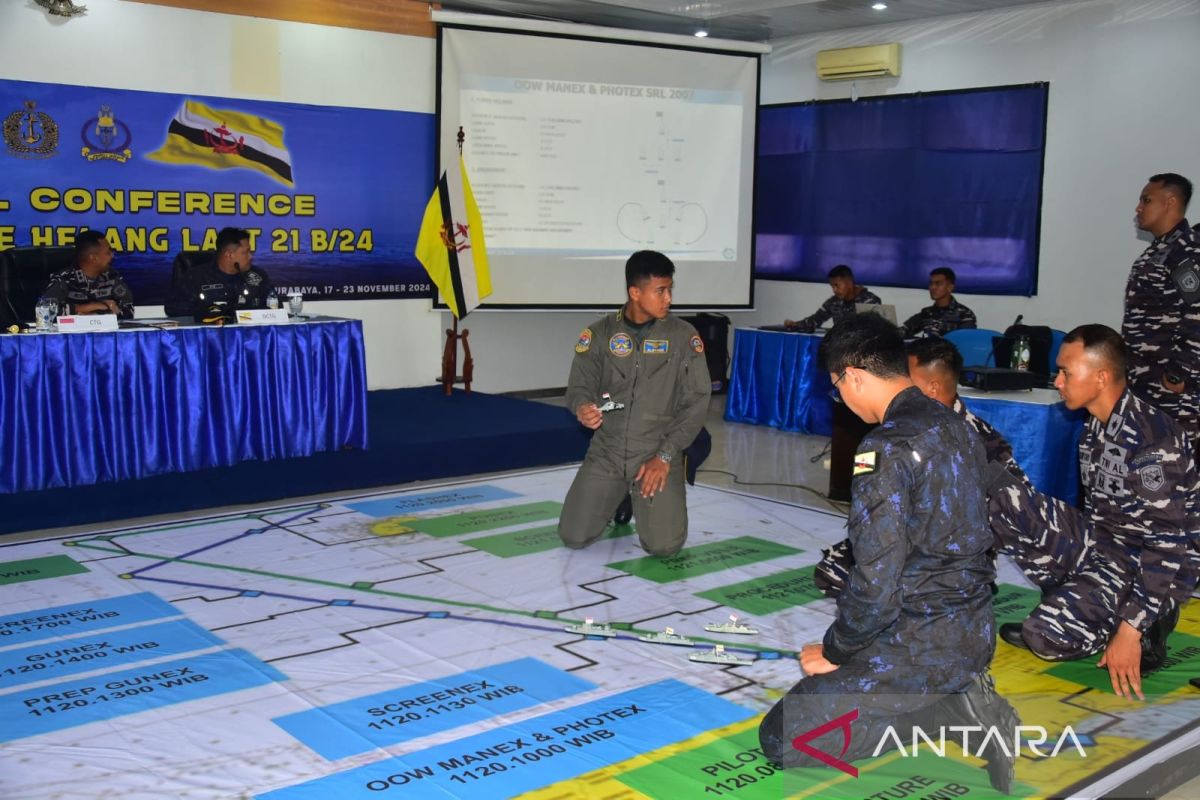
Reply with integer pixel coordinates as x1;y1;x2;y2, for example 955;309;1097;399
724;327;1085;504
0;317;368;494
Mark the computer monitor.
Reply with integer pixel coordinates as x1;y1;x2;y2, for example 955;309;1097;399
856;303;897;326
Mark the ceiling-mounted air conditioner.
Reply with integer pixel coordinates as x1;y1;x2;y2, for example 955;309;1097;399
816;43;901;81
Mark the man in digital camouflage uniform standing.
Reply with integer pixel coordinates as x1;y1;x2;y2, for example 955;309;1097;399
1123;173;1200;442
556;250;711;558
991;325;1200;699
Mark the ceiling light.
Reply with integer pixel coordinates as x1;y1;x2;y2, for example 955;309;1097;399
872;2;888;9
694;30;709;37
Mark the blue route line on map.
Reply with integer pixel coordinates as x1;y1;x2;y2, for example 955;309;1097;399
127;507;323;576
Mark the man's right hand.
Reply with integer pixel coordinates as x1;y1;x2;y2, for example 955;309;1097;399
576;403;603;430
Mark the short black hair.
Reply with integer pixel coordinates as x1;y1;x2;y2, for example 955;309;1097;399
930;267;956;284
625;250;675;288
215;227;251;255
819;312;908;379
908;336;963;382
827;264;853;282
1149;173;1193;210
1063;323;1126;376
74;229;107;258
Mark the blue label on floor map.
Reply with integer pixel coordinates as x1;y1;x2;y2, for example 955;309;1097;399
273;657;596;761
0;648;285;743
347;486;520;518
257;679;753;800
0;593;180;647
0;619;224;690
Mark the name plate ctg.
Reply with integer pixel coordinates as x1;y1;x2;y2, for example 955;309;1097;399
56;314;118;333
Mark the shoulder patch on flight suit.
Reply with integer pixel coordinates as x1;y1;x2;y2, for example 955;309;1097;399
643;339;668;354
853;450;877;476
1139;463;1166;491
690;334;704;354
609;332;633;357
575;328;593;353
1171;257;1200;302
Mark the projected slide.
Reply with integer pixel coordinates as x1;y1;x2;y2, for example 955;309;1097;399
462;77;740;259
440;27;758;307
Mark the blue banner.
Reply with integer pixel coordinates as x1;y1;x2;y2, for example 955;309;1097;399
0;79;435;303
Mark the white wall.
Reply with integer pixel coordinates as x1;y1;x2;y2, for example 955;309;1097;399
4;0;1199;391
736;0;1200;338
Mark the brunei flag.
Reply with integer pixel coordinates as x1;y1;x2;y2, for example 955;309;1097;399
414;158;491;319
148;99;293;186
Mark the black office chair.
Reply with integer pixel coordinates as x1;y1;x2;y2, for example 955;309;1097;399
0;246;76;326
163;250;215;317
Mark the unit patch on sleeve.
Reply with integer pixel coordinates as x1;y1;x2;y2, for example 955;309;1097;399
853;451;878;476
690;335;704;354
575;328;593;353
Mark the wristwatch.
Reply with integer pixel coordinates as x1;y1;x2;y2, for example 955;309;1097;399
657;451;673;464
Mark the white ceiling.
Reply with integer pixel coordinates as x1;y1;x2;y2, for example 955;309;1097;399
431;0;1063;42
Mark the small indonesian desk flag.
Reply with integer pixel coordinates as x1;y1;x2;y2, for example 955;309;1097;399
414;157;491;319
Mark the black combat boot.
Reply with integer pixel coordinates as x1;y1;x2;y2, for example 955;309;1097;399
939;675;1021;795
1141;600;1180;675
998;622;1030;650
613;493;633;525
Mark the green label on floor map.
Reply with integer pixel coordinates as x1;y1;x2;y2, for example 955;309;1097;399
696;566;825;615
404;501;563;538
619;725;1036;800
467;523;634;558
0;556;88;586
616;726;786;799
1046;631;1200;696
991;584;1041;628
607;537;801;584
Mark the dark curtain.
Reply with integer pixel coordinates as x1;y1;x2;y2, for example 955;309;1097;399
754;84;1047;296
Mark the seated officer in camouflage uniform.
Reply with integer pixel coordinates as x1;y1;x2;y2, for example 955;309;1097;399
164;227;275;319
991;324;1200;699
814;336;1029;595
761;314;1016;792
556;251;711;557
783;264;881;333
900;267;977;338
1123;172;1200;442
43;229;134;319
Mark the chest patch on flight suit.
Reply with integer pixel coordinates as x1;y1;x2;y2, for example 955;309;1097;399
1139;463;1166;491
690;335;705;353
609;332;633;357
852;451;877;476
575;328;593;353
643;339;668;354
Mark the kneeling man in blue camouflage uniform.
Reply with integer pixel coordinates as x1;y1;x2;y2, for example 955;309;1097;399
556;251;711;557
990;324;1200;699
760;314;1016;791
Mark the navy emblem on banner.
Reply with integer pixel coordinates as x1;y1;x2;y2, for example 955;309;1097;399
3;100;59;159
81;105;132;163
609;332;633;357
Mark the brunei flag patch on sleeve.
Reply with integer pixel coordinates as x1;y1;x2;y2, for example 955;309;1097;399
852;451;878;476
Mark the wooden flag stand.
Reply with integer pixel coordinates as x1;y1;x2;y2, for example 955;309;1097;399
439;317;472;395
435;127;474;396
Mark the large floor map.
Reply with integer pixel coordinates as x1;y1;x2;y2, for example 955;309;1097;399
1;466;1199;799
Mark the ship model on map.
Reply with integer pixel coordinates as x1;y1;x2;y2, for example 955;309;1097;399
689;644;754;666
563;617;617;637
703;614;758;635
636;626;694;647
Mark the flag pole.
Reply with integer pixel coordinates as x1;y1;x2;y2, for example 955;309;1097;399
439;126;474;395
